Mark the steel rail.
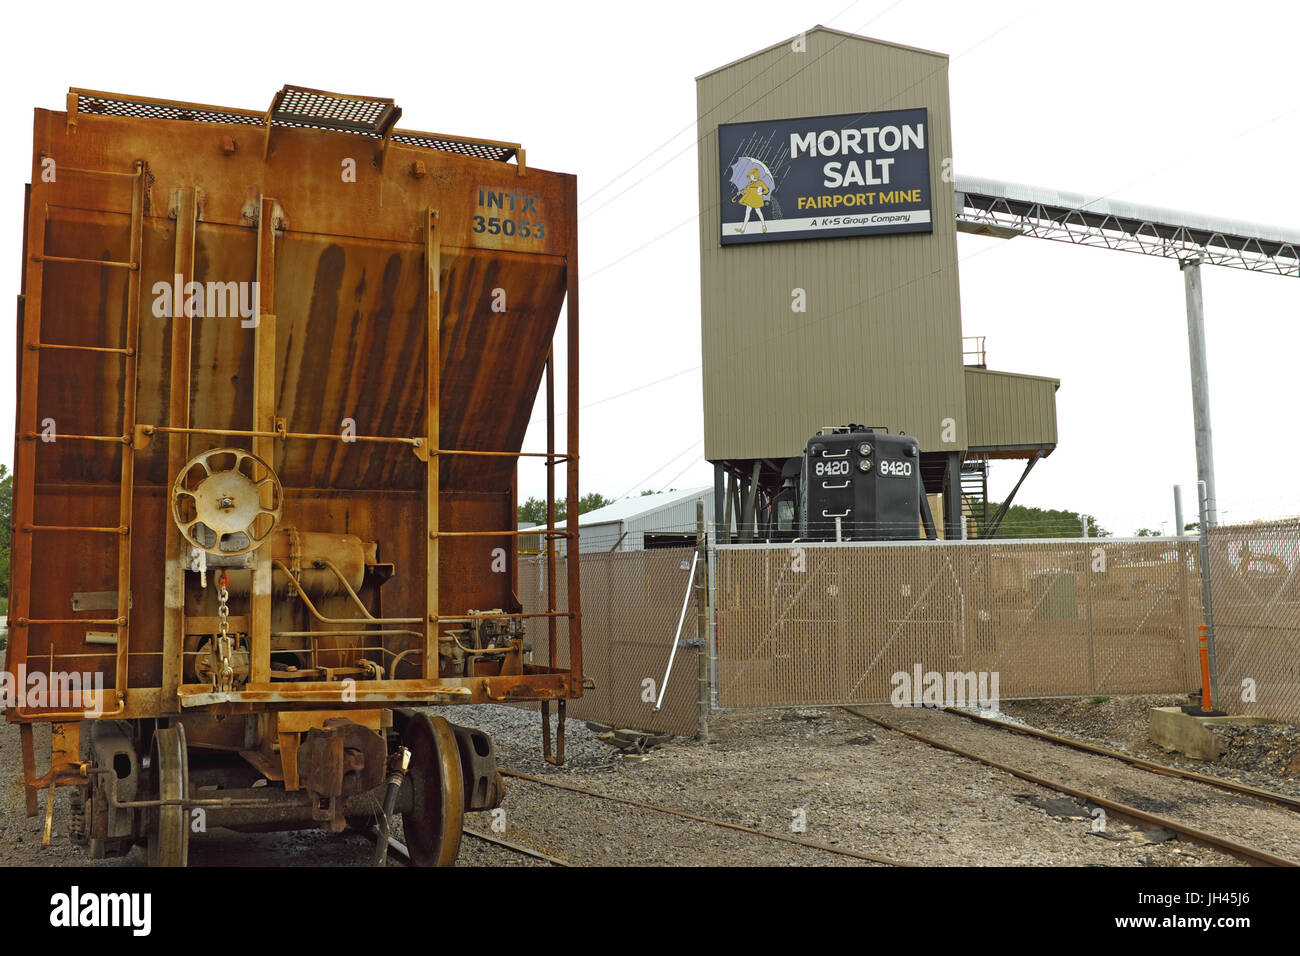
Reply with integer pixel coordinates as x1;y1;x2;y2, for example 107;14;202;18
365;827;411;865
943;707;1300;813
365;824;575;867
844;707;1299;868
460;827;577;867
499;769;909;866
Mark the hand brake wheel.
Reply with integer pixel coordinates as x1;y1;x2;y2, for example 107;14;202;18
170;447;283;556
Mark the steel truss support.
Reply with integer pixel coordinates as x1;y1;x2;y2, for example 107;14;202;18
955;177;1300;277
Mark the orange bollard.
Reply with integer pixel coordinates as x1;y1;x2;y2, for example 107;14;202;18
1198;624;1213;713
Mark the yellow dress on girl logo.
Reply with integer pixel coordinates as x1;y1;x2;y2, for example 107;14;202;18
732;167;770;233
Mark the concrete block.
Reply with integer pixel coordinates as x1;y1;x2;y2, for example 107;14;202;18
1149;706;1278;761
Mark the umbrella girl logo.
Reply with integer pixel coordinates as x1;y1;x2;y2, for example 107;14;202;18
729;158;777;234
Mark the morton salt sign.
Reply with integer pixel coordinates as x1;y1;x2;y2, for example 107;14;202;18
718;108;932;245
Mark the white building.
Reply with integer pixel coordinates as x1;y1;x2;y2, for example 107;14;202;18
526;486;715;554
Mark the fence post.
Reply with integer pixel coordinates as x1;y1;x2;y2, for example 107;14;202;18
1084;542;1096;694
1197;480;1221;709
695;500;710;742
707;510;720;711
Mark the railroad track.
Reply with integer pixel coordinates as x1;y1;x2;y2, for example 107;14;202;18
367;825;577;867
461;827;576;867
944;706;1300;813
497;768;909;866
844;706;1299;868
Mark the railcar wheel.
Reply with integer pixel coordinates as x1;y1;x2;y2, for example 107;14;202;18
401;714;464;867
146;725;190;868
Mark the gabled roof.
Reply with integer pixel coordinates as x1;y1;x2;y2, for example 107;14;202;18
696;24;947;81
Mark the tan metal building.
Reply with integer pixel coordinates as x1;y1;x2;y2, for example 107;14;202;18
695;26;1058;536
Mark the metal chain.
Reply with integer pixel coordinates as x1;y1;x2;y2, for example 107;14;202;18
215;569;233;692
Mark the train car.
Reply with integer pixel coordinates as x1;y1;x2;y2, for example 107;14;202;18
6;85;583;866
800;425;929;541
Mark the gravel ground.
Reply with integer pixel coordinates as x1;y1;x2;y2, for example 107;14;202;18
0;694;1275;867
460;703;1244;866
872;705;1300;863
999;694;1300;800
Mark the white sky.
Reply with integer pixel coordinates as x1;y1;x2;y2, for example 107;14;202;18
2;0;1297;536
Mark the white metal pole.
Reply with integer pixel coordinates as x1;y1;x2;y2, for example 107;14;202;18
654;550;699;712
1183;258;1218;528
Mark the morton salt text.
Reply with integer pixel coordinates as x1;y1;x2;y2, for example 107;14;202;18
789;123;925;188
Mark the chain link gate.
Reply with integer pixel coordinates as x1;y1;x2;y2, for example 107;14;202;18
1203;518;1300;723
710;537;1202;709
520;547;702;736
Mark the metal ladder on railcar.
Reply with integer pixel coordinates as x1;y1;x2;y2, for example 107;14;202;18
11;159;145;740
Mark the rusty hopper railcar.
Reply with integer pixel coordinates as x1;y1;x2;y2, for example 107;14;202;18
6;86;583;866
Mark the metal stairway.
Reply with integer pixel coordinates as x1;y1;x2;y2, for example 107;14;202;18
960;457;989;537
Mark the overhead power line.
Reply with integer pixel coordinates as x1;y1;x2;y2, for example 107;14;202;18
574;0;879;211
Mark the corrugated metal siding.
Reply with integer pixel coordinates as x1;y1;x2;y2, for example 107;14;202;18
964;367;1059;449
624;492;715;547
575;522;626;555
564;494;718;553
697;29;966;461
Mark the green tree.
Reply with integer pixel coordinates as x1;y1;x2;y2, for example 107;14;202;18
986;502;1110;539
517;491;612;526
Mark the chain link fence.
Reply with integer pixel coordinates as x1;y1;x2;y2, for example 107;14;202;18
519;548;701;736
714;538;1202;708
1205;517;1300;722
520;519;1300;729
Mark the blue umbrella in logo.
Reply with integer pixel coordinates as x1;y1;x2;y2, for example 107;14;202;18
729;158;775;195
728;158;776;234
